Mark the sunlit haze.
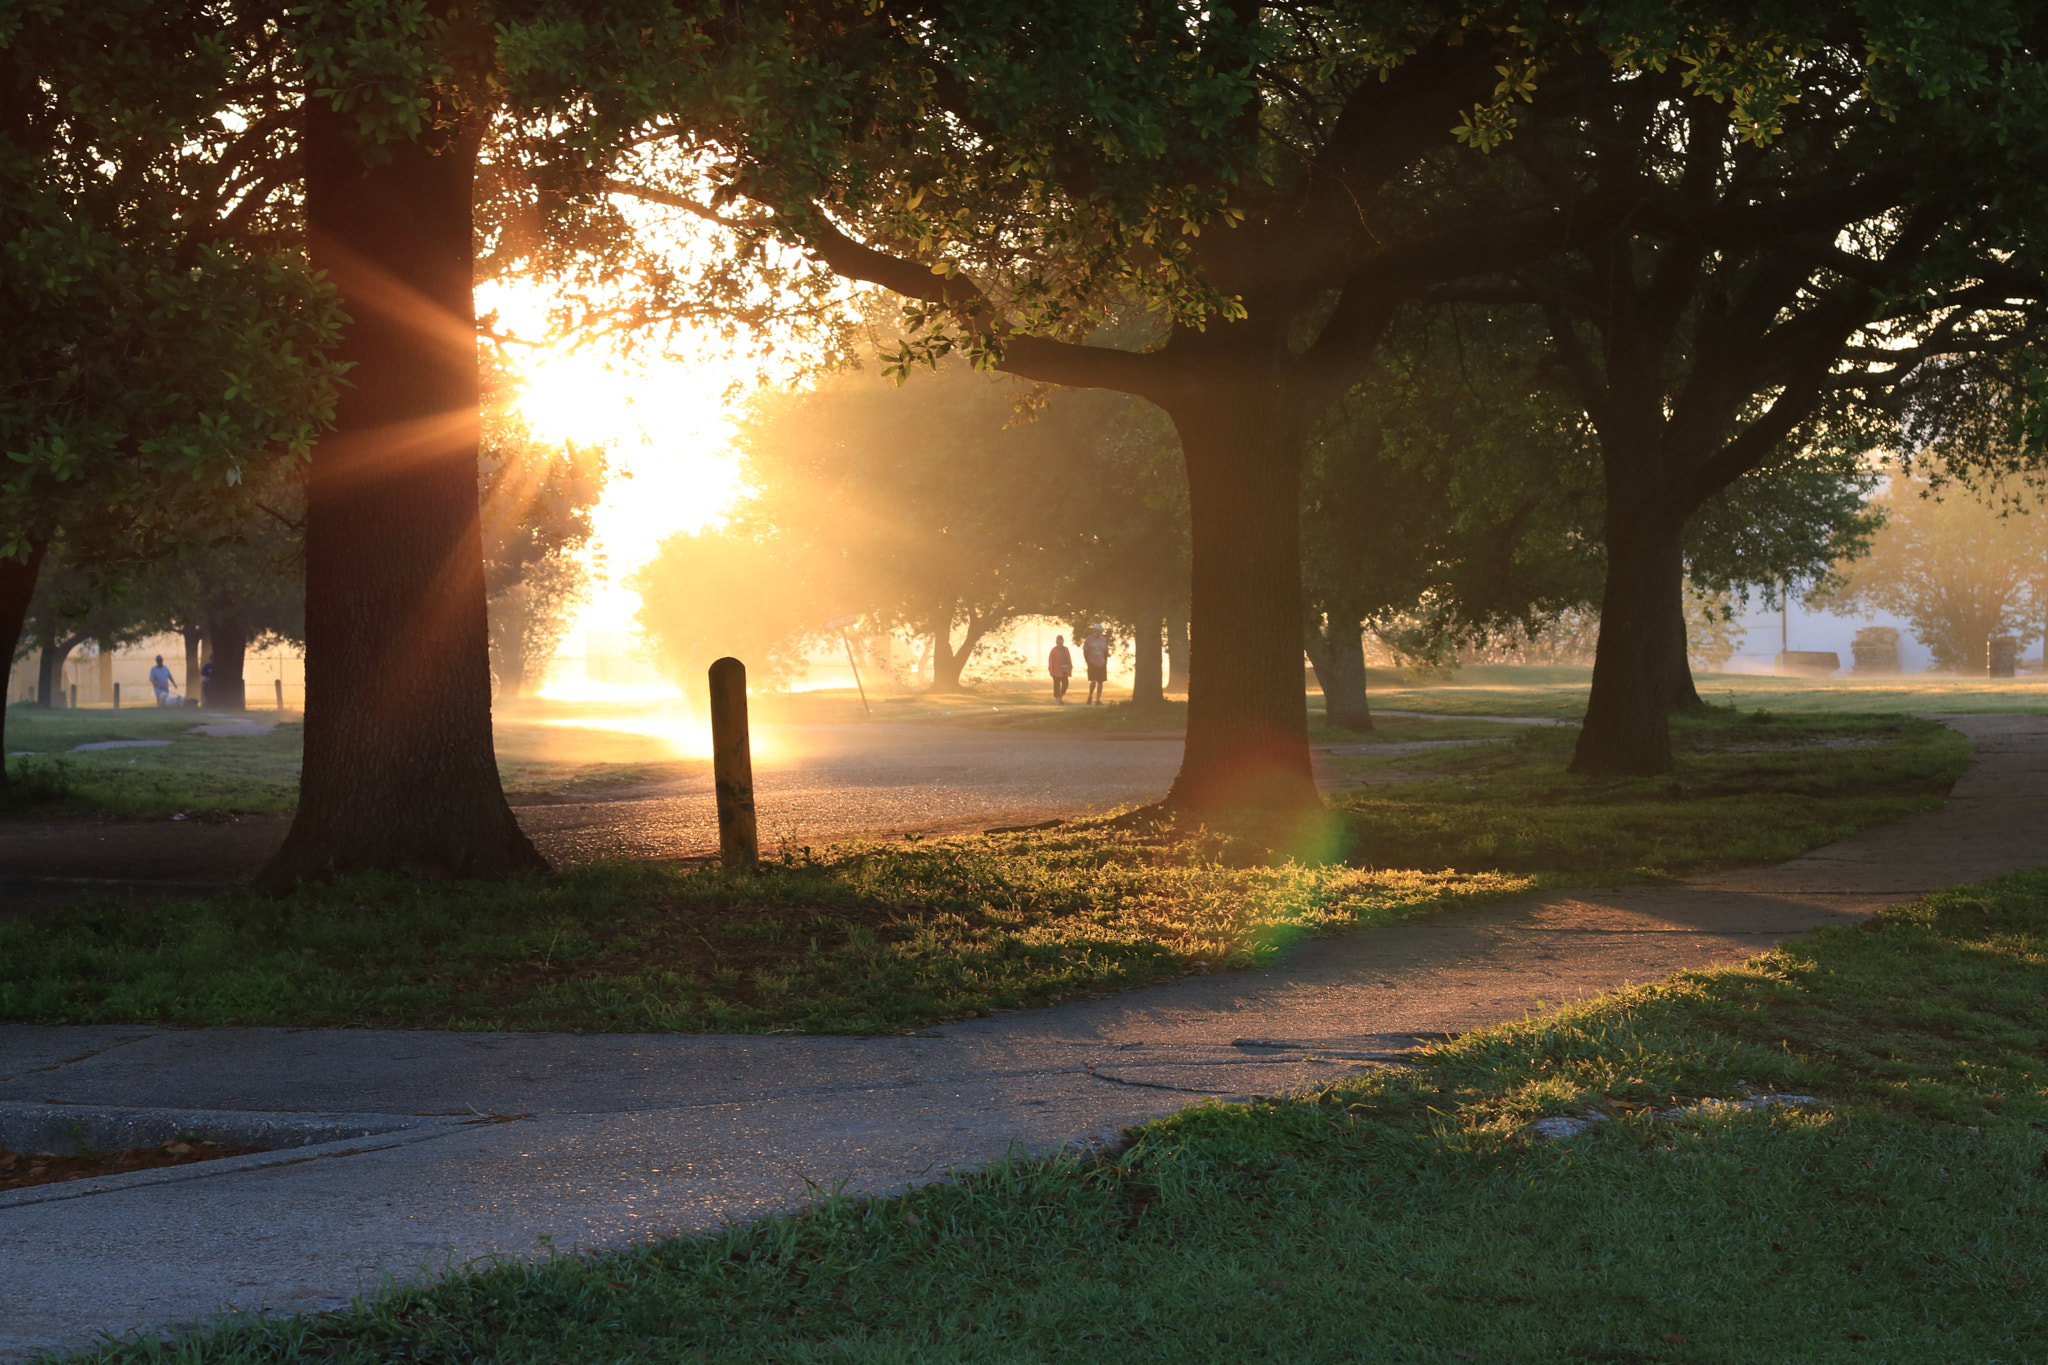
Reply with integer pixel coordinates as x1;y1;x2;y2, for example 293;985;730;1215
478;278;792;708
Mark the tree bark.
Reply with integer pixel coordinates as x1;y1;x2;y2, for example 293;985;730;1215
1307;615;1373;733
1573;514;1688;774
1130;614;1164;705
1666;595;1705;712
927;630;965;691
1165;610;1190;693
259;103;542;887
180;623;202;703
206;611;249;712
36;628;88;708
1;544;47;746
926;615;987;692
1162;392;1319;813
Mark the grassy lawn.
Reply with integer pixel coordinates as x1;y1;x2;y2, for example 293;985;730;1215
873;693;1526;744
771;663;2048;729
67;867;2048;1364
0;707;1971;1032
0;832;1527;1032
1352;661;2048;720
1332;707;1970;877
0;704;712;818
0;706;304;816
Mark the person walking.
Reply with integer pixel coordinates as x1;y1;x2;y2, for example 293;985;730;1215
1047;634;1073;703
147;655;176;707
1082;624;1110;705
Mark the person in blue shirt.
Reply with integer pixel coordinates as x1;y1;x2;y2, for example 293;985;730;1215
147;656;176;707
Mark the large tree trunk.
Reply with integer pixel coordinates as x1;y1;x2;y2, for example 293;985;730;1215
926;614;986;693
1166;610;1190;693
1665;594;1704;712
181;624;202;703
260;103;542;887
1131;614;1164;705
36;629;87;708
1307;615;1373;733
206;611;249;712
1573;514;1688;775
1;545;47;748
1162;393;1318;814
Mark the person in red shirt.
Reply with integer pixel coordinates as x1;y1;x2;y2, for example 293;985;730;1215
1046;634;1073;703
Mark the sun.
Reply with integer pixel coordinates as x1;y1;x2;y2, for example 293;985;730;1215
476;272;830;703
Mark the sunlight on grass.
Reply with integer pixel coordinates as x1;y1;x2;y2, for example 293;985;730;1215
1355;662;2048;719
1331;709;1970;876
0;829;1529;1033
67;869;2048;1364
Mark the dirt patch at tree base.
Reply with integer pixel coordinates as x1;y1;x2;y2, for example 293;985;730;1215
0;1138;263;1190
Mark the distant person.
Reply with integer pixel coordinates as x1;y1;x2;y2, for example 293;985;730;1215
1082;624;1110;705
1047;634;1073;703
199;660;213;708
148;655;175;707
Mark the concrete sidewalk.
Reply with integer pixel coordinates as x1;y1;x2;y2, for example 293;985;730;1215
2;713;2042;1359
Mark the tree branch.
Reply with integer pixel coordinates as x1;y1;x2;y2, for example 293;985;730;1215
603;178;759;232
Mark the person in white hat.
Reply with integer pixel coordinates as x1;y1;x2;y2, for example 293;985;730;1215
1082;625;1110;705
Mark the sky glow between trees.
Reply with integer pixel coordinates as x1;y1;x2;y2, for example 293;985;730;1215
480;278;773;675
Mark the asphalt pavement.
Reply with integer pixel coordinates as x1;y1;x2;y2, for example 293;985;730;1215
0;723;1190;895
1;714;2044;1358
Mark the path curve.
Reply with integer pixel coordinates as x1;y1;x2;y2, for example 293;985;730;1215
0;714;2043;1358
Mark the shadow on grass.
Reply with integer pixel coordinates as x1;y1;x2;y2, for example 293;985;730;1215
0;830;1526;1034
1332;707;1971;876
62;871;2048;1364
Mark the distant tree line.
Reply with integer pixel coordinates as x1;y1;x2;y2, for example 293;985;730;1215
635;303;1878;727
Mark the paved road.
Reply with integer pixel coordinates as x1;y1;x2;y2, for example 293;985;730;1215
1;714;2043;1358
0;725;1189;895
524;723;1189;863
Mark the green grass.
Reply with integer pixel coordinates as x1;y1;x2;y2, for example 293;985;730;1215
0;831;1527;1033
1332;708;1970;876
1355;661;2048;719
0;707;1972;1032
0;704;712;818
1;705;304;816
67;868;2048;1364
942;696;1189;733
865;692;1526;745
